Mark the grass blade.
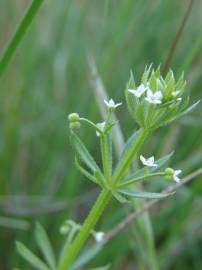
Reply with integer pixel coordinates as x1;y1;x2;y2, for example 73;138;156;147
71;131;102;174
0;0;44;77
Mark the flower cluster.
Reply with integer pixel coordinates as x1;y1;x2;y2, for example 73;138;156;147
140;155;157;167
125;65;197;130
17;65;199;270
140;155;182;183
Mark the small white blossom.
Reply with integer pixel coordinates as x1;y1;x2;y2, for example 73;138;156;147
128;84;147;98
104;99;122;109
173;169;182;183
145;89;163;104
96;122;106;137
140;155;157;167
94;232;105;242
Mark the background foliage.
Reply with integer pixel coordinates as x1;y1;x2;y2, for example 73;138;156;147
0;0;202;269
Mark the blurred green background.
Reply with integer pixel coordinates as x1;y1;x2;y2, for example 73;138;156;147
0;0;202;269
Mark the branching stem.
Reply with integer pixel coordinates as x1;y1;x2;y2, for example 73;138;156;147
58;128;149;269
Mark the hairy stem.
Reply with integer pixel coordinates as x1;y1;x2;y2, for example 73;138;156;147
58;129;149;269
119;172;165;187
101;136;111;182
0;0;44;77
58;189;111;270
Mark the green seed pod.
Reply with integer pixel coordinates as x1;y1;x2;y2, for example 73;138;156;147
68;113;80;122
60;225;70;235
69;122;81;130
165;167;174;180
165;167;174;176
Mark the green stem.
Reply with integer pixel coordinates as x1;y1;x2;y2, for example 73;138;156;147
112;129;149;184
58;189;111;270
101;136;111;181
0;0;44;77
119;172;165;188
58;128;148;269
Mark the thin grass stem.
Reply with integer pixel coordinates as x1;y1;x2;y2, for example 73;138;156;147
0;0;44;77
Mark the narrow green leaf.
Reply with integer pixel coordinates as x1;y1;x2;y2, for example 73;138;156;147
71;131;102;174
128;69;136;88
154;96;190;128
35;223;56;270
119;189;174;199
165;75;175;98
154;65;161;77
151;151;174;171
125;88;137;119
94;170;106;186
149;71;157;91
176;72;185;90
16;241;50;270
75;158;99;185
135;102;148;128
165;69;173;84
112;190;130;203
164;100;200;126
125;70;138;119
141;64;152;84
154;106;178;129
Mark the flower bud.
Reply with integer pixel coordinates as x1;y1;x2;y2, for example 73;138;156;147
94;232;105;242
68;113;80;123
60;225;70;235
69;122;81;130
165;167;174;180
125;66;191;130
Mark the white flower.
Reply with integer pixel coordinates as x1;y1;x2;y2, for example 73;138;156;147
140;155;157;167
94;232;105;242
96;122;106;137
104;98;122;109
128;84;147;98
165;168;182;183
173;169;182;183
145;89;163;104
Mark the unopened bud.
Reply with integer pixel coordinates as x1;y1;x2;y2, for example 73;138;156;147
69;122;81;130
165;167;174;180
68;113;80;122
94;232;105;242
